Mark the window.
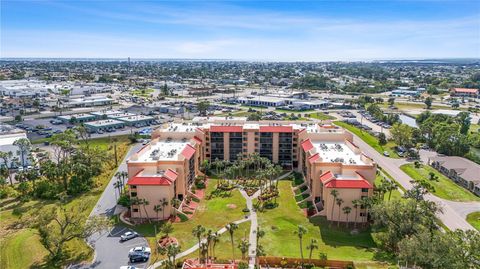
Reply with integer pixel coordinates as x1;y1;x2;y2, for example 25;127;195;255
361;188;368;193
131;192;137;197
133;208;139;212
130;185;137;189
360;213;366;217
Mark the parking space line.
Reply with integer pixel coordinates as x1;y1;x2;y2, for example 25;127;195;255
110;227;128;236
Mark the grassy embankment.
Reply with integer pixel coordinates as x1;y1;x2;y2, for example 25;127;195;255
400;163;480;202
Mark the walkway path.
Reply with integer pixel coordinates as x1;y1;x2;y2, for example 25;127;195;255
238;189;260;269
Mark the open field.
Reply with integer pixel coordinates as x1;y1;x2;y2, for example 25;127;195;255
132;88;154;97
400;163;480;202
466;212;480;231
334;121;399;158
307;112;336;120
0;136;131;269
257;181;391;267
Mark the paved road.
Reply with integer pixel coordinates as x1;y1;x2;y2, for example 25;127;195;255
75;143;151;269
239;189;260;269
349;132;478;231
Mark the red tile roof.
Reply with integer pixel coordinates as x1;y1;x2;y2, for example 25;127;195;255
181;144;196;160
210;125;243;132
319;171;335;183
301;139;314;152
308;153;320;164
452;88;479;93
259;126;293;133
324;179;373;189
127;169;178;186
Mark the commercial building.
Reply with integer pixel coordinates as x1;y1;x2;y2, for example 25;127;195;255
57;113;96;124
117;115;155;127
450;88;479;98
429;156;480;196
84;119;125;133
126;119;376;222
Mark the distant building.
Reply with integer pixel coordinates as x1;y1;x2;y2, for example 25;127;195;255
391;88;421;97
429;156;480;196
450;88;479;98
238;96;286;107
57;113;96;124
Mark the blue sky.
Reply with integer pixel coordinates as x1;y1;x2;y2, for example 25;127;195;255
1;0;479;60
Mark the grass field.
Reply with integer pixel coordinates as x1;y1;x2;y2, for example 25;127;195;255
256;181;391;268
400;164;480;202
128;179;248;261
0;136;131;269
466;212;480;231
307;112;336;120
334;121;399;158
132;88;154;97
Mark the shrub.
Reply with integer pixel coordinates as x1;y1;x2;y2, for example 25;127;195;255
177;212;189;222
118;194;131;206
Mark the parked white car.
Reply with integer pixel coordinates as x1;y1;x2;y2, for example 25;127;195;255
120;231;138;242
128;246;151;257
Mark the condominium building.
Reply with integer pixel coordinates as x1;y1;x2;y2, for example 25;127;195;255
126;118;376;222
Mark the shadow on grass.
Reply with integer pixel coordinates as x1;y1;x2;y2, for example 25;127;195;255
309;216;396;264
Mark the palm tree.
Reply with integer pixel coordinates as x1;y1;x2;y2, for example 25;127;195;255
294;225;308;268
192;225;206;262
154;204;162;221
335;198;344;227
161;198;169;220
342;206;352;228
352;200;360;229
211;232;220;259
115;171;128;188
206;230;213;260
171;197;180;220
113;180;123;201
329;189;338;224
306;238;318;261
360;197;370;225
226;222;239;262
238;239;250;260
142;198;151;223
130;197;141;218
166;244;181;267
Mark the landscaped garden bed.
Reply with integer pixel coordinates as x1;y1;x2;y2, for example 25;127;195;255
291;172;305;187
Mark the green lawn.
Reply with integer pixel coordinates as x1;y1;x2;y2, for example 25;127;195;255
257;181;390;266
0;136;132;269
132;88;154;97
400;164;480;202
129;179;247;261
466;212;480;231
307;112;336;120
334;121;399;158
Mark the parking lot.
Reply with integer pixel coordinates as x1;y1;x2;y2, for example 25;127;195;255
78;226;150;269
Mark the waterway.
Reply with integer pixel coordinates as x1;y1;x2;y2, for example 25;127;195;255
399;114;418;128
